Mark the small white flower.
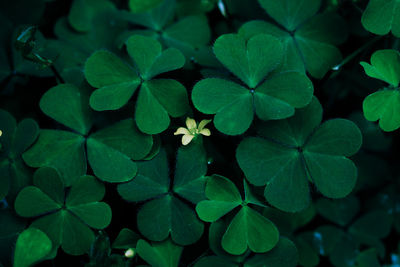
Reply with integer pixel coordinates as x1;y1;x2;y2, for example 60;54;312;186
174;117;211;145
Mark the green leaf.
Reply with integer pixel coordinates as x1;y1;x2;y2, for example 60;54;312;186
118;147;204;245
349;210;393;242
126;35;185;80
117;149;170;202
316;195;360;226
239;8;347;79
192;47;313;135
192;78;252;135
237;98;362;212
66;175;105;205
68;202;111;229
40;84;93;135
14;172;110;256
194;256;236;267
137;194;204;245
172;143;207;203
136;239;183;267
254;71;313;120
136;79;189;134
360;49;400;86
66;176;111;229
13;228;52;267
221;206;279;255
32;167;65;205
129;0;163;13
23;130;86;186
213;33;283;88
196;175;242;222
163;15;211;49
87;118;152;182
355;249;380;267
257;0;321;32
361;0;400;37
85;50;140;111
112;228;140;249
10;119;39;157
244;237;298;267
68;0;115;32
0;110;38;201
60;210;96;255
14;186;61;217
363;90;400;132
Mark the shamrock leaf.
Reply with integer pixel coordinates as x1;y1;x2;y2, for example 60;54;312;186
45;10;128;84
239;0;347;78
0;109;39;201
316;195;360;227
196;175;279;255
194;237;298;267
14;167;112;256
349;210;393;252
22;83;153;185
0;208;26;266
362;0;400;37
129;0;163;13
112;228;140;250
236;97;362;212
361;49;400;131
84;35;189;134
13;228;52;267
118;0;214;67
68;0;115;32
136;239;183;267
117;143;207;245
192;33;313;135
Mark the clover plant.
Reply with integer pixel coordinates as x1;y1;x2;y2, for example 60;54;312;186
1;0;400;266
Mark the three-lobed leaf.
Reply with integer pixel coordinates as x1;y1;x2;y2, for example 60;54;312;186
192;33;313;135
236;97;362;212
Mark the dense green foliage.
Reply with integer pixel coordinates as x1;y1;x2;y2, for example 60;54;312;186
0;0;399;266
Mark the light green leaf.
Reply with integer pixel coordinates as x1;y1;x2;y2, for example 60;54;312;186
361;0;400;37
13;228;52;267
363;90;400;132
360;49;400;86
